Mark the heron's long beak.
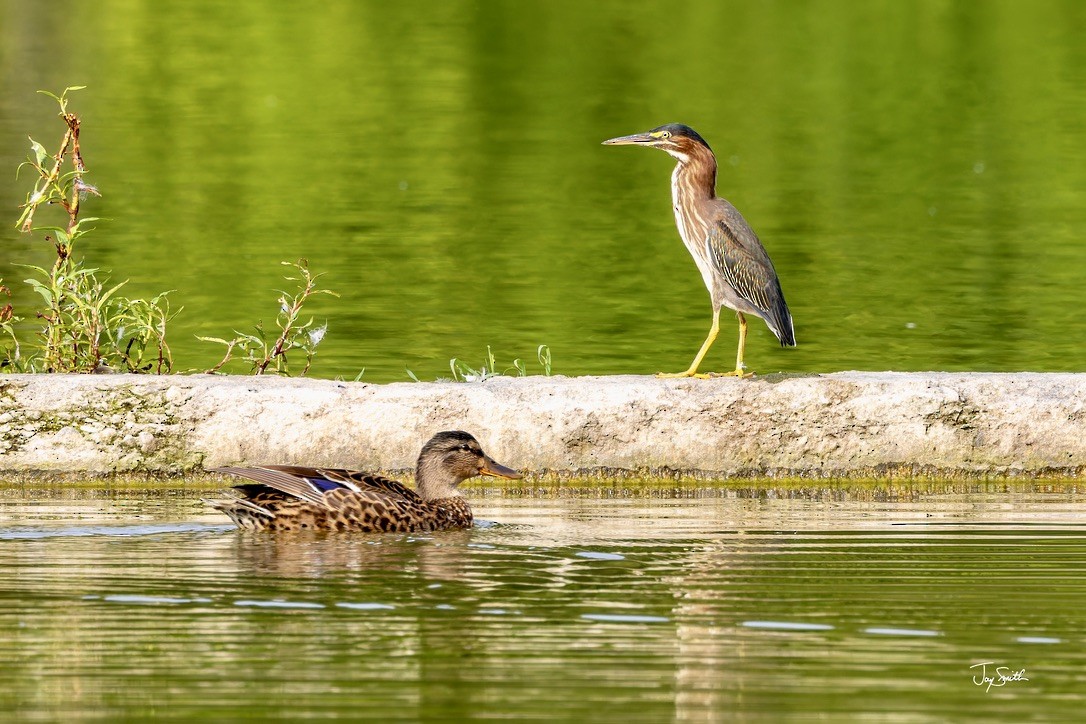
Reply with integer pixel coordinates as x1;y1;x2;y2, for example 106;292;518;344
602;132;656;146
479;456;523;480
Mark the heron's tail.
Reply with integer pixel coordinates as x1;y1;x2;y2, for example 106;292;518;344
765;282;796;347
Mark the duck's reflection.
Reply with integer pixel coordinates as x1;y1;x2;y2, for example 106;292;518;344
212;527;477;583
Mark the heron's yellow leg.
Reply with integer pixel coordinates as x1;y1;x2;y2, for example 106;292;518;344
717;312;754;378
657;307;721;379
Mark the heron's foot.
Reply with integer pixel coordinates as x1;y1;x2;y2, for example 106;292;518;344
655;370;716;379
657;368;755;379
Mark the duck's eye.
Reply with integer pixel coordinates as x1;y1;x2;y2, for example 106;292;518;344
457;443;471;452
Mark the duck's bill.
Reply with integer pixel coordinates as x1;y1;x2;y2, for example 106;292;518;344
479;458;524;480
601;132;655;146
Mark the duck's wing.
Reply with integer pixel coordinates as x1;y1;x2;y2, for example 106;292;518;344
329;471;424;503
270;467;423;503
212;466;331;507
211;466;422;508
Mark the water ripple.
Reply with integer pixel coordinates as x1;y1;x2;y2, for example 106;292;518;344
582;614;670;623
575;551;626;560
234;600;326;610
0;523;227;540
863;627;941;637
741;620;835;632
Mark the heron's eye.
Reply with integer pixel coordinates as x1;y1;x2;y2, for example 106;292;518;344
661;131;671;139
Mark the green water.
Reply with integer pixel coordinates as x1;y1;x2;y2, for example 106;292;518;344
1;483;1084;721
1;1;1085;380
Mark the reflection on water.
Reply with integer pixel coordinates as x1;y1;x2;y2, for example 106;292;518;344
1;483;1085;720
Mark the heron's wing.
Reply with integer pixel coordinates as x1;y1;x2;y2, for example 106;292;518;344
705;207;795;345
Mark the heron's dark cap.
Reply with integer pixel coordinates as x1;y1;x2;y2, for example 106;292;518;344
650;123;712;152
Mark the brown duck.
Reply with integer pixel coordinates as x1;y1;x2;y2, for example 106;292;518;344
207;431;521;532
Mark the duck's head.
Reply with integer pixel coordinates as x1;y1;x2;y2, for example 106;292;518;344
415;430;522;500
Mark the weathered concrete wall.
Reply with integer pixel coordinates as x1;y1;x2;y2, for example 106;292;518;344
1;372;1084;478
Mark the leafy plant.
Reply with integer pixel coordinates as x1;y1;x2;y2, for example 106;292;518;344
0;281;20;368
3;87;340;377
5;86;178;373
443;344;554;382
200;259;337;376
112;291;178;373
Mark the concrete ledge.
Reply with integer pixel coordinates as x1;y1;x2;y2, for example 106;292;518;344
1;372;1084;479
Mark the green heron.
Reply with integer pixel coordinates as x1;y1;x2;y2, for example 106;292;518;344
603;123;795;378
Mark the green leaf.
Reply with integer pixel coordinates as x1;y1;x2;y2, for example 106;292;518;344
36;90;61;102
28;137;49;167
70;218;101;235
24;281;54;305
99;279;129;304
33;225;68;235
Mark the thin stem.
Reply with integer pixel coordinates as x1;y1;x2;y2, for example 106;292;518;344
64;113;84;237
205;340;238;374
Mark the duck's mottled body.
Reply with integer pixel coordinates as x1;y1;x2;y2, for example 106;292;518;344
207;431;520;533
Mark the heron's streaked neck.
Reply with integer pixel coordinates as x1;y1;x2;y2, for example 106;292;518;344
670;150;717;204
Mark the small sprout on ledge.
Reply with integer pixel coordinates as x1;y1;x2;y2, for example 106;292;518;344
407;345;555;382
450;345;501;382
537;344;552;376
